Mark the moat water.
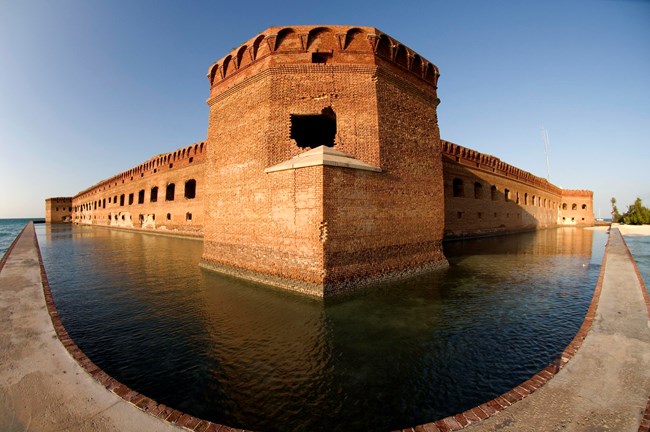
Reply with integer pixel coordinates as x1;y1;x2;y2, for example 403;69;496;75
623;234;650;294
36;224;607;431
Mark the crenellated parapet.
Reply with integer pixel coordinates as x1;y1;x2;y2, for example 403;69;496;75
206;25;439;96
441;140;562;195
74;141;206;201
561;189;593;198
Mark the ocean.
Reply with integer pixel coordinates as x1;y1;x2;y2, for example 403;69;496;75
0;218;36;258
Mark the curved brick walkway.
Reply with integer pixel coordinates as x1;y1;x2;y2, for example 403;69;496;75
2;224;649;431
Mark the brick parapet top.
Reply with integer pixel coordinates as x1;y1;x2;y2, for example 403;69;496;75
561;189;593;198
73;141;207;200
441;140;563;196
45;197;73;202
206;25;439;92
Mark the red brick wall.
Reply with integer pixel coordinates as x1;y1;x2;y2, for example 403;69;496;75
70;142;206;236
45;197;72;223
441;141;595;238
201;25;446;296
560;190;595;226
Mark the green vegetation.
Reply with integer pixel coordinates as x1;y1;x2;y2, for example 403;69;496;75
613;197;650;225
611;197;621;223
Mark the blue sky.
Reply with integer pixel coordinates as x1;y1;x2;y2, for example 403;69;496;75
0;0;648;218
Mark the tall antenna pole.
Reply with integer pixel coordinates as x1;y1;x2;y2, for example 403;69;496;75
540;126;551;181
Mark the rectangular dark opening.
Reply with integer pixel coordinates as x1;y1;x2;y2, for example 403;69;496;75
312;52;332;64
290;107;336;149
166;184;175;201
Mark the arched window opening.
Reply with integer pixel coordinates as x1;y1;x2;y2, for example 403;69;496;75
532;195;536;206
516;192;520;204
394;44;408;69
524;193;528;205
562;203;568;210
150;187;158;203
582;204;587;210
504;189;510;201
138;190;145;204
184;179;196;199
119;194;125;206
166;213;171;221
572;203;577;210
128;193;134;205
166;183;175;201
491;185;498;201
290;107;336;148
474;182;483;199
452;178;464;198
186;212;192;221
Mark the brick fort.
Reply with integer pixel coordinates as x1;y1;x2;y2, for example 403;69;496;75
45;25;595;297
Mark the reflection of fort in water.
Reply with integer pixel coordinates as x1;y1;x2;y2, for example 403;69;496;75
44;25;595;297
445;227;595;259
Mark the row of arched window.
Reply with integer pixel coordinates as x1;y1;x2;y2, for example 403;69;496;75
74;179;197;212
451;178;557;209
72;143;205;201
562;203;588;211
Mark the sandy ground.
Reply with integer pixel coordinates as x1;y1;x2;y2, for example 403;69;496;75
616;223;650;236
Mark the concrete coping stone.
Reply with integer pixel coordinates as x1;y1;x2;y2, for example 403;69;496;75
264;145;382;173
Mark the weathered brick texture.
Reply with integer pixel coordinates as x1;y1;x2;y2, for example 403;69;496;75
45;197;72;223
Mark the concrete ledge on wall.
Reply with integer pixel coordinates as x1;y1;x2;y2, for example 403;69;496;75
264;146;382;173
